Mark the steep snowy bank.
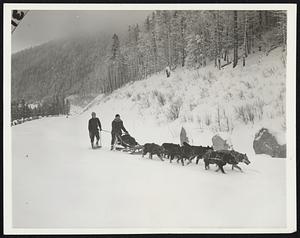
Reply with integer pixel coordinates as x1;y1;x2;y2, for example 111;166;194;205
79;47;286;154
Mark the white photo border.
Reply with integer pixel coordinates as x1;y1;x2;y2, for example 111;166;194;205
3;3;297;235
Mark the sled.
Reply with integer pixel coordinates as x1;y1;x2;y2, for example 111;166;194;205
113;134;143;155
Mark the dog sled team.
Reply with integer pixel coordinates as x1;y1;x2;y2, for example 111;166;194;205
142;142;251;174
88;112;251;174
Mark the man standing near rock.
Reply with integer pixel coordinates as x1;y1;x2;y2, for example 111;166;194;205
88;112;102;149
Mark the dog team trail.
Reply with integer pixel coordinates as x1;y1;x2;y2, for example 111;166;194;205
12;115;286;229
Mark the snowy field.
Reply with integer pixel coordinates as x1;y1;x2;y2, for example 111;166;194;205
12;116;286;229
11;48;287;230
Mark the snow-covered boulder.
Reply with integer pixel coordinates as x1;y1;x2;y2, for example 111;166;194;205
212;134;231;151
253;128;286;158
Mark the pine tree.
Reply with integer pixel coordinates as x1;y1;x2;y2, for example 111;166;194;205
111;33;120;60
273;10;287;50
233;11;238;68
150;12;158;73
179;13;187;66
242;11;248;66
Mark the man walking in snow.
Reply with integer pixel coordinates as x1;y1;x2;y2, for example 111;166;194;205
88;112;102;148
111;114;128;150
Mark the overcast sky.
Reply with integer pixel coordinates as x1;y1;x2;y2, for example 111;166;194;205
12;10;152;53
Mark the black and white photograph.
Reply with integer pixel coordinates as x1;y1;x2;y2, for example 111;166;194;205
3;3;297;234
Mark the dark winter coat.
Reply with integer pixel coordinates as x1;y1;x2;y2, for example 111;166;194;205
111;118;128;135
88;118;102;132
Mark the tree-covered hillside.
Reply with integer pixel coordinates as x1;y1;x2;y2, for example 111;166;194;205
12;10;286;103
12;33;112;101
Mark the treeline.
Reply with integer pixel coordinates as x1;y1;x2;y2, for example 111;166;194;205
11;95;70;122
12;10;287;103
100;10;286;92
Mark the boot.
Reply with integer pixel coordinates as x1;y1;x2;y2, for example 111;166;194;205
96;141;99;147
110;145;113;150
91;142;94;149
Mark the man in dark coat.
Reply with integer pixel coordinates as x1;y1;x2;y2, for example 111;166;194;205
111;114;128;150
88;112;102;148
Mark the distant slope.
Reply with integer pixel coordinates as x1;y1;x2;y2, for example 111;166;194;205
11;34;111;102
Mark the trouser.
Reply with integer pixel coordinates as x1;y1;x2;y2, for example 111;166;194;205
111;132;121;146
89;130;100;144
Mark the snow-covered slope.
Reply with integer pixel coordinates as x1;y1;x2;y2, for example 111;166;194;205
79;47;286;154
11;48;287;230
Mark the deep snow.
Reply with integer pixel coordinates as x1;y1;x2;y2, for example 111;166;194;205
12;116;286;229
11;47;287;230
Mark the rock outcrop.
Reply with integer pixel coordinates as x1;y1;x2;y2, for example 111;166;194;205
253;128;286;158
